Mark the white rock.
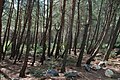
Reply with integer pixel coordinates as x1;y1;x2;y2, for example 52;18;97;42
95;64;101;70
105;69;114;77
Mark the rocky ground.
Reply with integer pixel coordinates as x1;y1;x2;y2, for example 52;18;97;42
0;52;120;80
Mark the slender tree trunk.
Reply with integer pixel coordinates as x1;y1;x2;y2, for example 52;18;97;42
14;2;29;62
86;2;115;64
61;14;78;70
55;0;66;58
107;14;116;48
76;24;89;67
76;0;92;67
18;38;26;61
0;0;4;61
48;0;53;57
2;1;14;60
104;16;120;61
19;0;34;77
31;0;40;66
68;0;77;54
61;0;78;73
40;0;50;64
50;27;59;56
11;0;20;59
87;0;103;54
13;0;24;64
86;0;92;52
74;0;80;55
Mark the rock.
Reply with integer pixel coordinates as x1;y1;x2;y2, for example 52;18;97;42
105;69;114;77
92;64;101;70
95;65;101;70
46;69;59;77
64;71;79;78
83;64;91;72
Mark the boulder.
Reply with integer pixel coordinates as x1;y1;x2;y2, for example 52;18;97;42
46;69;59;77
105;69;114;78
64;71;79;79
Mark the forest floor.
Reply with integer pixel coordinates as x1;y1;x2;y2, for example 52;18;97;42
0;50;120;80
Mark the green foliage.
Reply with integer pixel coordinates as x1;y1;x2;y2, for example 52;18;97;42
60;43;65;51
110;51;117;58
20;44;27;54
3;40;12;53
101;43;108;49
0;74;4;78
33;44;43;54
114;41;120;47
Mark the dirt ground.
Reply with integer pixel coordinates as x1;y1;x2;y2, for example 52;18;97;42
0;52;120;80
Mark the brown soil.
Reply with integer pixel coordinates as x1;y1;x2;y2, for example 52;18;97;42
0;53;120;80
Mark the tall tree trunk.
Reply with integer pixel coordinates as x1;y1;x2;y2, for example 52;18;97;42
31;0;40;66
76;0;92;67
14;1;29;62
40;0;50;65
48;0;53;57
10;0;20;59
73;0;81;55
2;0;14;60
14;0;23;64
0;0;4;61
61;0;78;73
86;0;92;53
13;0;23;63
55;0;66;58
104;16;120;61
57;0;77;62
76;24;89;67
19;0;34;77
18;37;26;61
68;0;77;54
87;0;103;54
50;25;59;56
107;13;116;48
86;0;92;50
86;1;115;64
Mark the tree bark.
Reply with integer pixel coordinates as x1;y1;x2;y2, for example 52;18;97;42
11;0;20;59
32;0;40;66
87;0;103;54
0;0;3;61
48;0;53;57
73;0;81;55
40;0;50;64
19;0;34;77
104;16;120;61
76;24;89;67
55;0;66;58
2;0;14;60
86;1;115;64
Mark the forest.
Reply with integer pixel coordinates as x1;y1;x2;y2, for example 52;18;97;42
0;0;120;80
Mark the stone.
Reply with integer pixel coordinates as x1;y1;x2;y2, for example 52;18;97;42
46;69;59;77
83;64;91;72
64;71;79;78
105;69;114;77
